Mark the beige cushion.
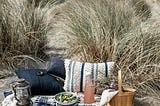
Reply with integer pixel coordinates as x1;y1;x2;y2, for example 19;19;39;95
64;59;115;92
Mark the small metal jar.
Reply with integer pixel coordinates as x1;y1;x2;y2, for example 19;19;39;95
12;78;32;106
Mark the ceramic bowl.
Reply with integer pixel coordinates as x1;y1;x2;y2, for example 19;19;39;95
54;92;79;106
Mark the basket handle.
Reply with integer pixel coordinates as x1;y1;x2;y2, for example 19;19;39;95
118;70;122;93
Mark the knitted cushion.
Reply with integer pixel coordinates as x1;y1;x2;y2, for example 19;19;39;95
64;59;115;92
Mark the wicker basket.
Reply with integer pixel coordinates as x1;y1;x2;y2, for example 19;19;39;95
107;70;136;106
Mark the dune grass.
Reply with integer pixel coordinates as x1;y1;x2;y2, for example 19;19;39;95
62;0;139;62
0;0;59;74
53;0;160;96
28;0;66;7
60;0;136;62
132;0;151;20
116;24;160;96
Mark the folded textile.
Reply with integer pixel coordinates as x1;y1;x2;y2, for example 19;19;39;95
2;93;100;106
2;94;17;106
3;91;12;98
2;94;56;106
100;89;118;106
32;96;56;106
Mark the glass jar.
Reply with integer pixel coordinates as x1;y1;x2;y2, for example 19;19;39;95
84;74;95;104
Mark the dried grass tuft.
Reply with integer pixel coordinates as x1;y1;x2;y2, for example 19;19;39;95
0;0;58;72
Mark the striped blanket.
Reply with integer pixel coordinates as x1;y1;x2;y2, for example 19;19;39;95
2;93;100;106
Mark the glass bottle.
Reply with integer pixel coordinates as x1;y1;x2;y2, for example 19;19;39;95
84;74;95;104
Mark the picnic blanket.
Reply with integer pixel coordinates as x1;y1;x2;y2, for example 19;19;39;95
2;90;118;106
2;94;56;106
2;93;99;106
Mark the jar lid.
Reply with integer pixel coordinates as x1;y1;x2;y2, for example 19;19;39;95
13;78;30;88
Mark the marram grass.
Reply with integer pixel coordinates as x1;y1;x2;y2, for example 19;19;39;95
0;0;58;72
62;0;139;62
115;23;160;96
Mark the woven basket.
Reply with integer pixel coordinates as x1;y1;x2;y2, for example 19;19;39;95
107;70;136;106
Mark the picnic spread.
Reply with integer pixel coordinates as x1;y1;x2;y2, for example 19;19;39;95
1;57;136;106
2;91;118;106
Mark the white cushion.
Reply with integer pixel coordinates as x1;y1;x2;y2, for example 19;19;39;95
64;59;115;92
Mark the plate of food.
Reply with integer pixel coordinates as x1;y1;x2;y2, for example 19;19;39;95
54;92;79;106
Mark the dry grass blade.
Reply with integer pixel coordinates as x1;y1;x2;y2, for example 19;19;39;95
10;55;46;69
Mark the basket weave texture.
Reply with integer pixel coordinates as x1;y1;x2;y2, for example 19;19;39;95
107;70;136;106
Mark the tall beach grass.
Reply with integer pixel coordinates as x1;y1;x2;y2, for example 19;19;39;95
61;0;139;62
0;0;59;76
116;23;160;96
